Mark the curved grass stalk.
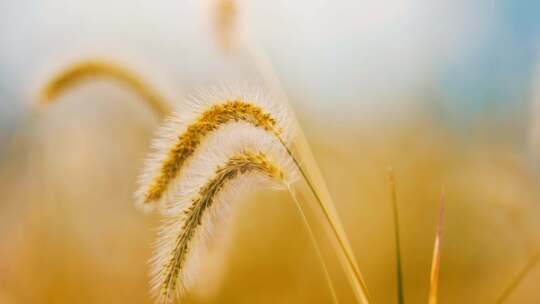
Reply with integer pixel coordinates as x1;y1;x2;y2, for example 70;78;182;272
428;192;445;304
39;59;171;116
494;251;540;304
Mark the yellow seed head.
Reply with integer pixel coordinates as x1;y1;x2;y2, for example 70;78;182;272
144;100;281;205
157;150;283;302
40;59;170;116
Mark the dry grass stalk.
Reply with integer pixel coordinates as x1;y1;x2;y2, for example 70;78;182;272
428;192;445;304
151;150;287;303
277;135;371;303
288;141;371;303
289;188;339;304
237;19;372;301
39;59;170;116
495;251;540;304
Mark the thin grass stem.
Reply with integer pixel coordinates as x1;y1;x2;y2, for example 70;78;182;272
289;186;339;304
242;34;371;303
388;167;405;304
495;251;540;304
428;191;445;304
277;134;371;304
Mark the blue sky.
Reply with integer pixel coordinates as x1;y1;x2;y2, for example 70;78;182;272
435;0;540;119
0;0;539;134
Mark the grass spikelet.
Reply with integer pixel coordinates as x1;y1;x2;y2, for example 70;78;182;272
39;59;171;116
151;150;288;303
428;191;445;304
388;167;405;304
136;85;292;212
138;85;370;303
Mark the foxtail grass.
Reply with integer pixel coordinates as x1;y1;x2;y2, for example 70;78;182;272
147;119;337;303
139;100;283;210
137;85;370;303
152;150;287;303
39;59;170;116
137;91;299;302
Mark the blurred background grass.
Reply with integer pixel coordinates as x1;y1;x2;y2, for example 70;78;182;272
1;0;540;303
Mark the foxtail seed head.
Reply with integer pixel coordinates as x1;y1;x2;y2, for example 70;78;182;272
39;59;170;116
136;85;293;213
151;150;286;303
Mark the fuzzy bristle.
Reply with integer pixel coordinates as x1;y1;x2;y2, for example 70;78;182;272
136;85;293;213
143;101;278;203
152;150;286;303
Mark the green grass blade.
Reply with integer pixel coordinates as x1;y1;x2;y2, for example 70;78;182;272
388;167;405;304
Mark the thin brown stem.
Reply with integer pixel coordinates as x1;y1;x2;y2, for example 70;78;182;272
277;135;371;304
242;32;371;302
289;186;339;304
428;192;445;304
495;251;540;304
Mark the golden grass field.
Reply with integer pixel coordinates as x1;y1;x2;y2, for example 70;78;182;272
1;1;539;303
0;92;538;303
